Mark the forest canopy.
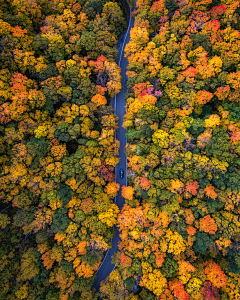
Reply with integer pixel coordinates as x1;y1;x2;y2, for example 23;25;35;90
0;0;126;299
1;0;240;299
100;0;240;299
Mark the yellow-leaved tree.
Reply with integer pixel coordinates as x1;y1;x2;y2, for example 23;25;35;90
98;203;120;227
152;129;169;148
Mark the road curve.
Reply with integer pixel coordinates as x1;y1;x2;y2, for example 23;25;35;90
92;3;135;292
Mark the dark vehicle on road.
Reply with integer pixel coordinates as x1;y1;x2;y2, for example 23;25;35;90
120;168;124;178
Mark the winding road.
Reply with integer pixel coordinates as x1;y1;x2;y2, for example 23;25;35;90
92;3;135;291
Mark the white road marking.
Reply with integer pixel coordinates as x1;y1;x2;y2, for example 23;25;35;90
109;265;116;274
96;249;109;273
114;7;132;110
96;237;113;273
119;8;132;65
96;3;133;276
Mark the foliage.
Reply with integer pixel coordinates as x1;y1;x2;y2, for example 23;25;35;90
0;0;126;298
106;0;240;298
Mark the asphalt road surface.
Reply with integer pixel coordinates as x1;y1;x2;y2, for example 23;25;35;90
92;4;135;292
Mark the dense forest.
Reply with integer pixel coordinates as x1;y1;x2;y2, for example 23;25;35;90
1;0;240;299
0;0;126;298
99;0;240;299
